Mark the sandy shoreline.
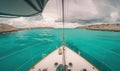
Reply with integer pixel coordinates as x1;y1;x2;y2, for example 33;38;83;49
0;22;80;33
76;24;120;32
0;24;19;33
0;24;54;33
1;23;120;33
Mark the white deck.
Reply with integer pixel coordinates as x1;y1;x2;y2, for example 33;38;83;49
29;46;99;71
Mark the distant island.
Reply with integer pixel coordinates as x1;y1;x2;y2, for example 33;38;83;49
0;24;19;33
76;24;120;32
1;23;120;33
0;23;53;33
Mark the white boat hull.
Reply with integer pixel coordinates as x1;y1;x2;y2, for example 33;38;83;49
29;46;99;71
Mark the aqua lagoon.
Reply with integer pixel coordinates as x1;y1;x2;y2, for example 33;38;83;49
0;28;120;71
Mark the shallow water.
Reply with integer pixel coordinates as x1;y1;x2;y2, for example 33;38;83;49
0;28;120;71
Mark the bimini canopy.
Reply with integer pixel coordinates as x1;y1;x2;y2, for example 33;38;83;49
0;0;48;17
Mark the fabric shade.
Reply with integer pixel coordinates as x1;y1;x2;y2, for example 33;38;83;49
0;0;48;17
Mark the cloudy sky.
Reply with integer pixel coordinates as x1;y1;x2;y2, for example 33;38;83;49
43;0;120;24
0;0;120;27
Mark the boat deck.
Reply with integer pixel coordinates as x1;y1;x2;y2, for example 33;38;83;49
29;46;99;71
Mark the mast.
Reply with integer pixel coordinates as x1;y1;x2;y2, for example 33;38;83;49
62;0;65;45
61;0;66;68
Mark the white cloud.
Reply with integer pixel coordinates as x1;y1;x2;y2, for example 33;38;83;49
0;15;44;28
110;11;119;22
0;15;81;28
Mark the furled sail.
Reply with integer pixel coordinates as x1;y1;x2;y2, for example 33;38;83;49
0;0;48;17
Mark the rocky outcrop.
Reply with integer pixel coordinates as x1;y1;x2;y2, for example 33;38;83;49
76;24;120;32
0;23;54;33
0;24;19;33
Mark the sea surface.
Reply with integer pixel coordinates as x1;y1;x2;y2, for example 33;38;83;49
0;28;120;71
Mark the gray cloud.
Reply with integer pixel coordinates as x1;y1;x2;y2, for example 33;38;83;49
43;0;120;24
1;0;120;25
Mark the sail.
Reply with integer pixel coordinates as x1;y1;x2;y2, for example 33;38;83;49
0;0;48;17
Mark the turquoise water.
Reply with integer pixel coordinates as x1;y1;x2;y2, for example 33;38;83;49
0;28;120;71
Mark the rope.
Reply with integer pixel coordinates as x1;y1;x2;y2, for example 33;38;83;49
61;0;67;68
62;0;65;46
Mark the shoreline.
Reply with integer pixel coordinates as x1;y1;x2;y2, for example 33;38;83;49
0;27;54;34
0;24;19;33
0;24;54;34
1;24;120;33
76;24;120;32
